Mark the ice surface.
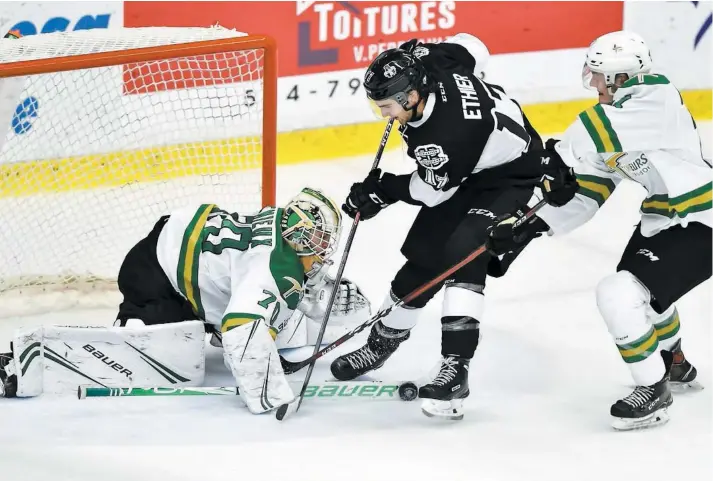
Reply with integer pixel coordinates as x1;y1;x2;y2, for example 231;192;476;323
0;124;711;481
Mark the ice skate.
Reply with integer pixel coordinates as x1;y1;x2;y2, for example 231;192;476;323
419;356;470;421
330;321;409;381
611;351;674;431
666;339;702;391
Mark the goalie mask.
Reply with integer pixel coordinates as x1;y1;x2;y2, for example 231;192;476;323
282;188;342;277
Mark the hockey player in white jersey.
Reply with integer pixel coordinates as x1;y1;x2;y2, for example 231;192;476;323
486;31;711;430
0;188;371;414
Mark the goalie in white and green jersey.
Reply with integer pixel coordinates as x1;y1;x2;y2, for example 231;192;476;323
486;31;711;431
1;188;371;413
119;187;346;413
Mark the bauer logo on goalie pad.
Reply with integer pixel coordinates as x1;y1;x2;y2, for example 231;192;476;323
414;144;449;170
83;345;133;377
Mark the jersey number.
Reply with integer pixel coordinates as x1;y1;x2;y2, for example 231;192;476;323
482;82;531;148
201;210;274;254
258;289;282;330
201;217;252;254
423;169;449;189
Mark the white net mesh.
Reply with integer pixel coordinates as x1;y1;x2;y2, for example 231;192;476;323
0;27;273;317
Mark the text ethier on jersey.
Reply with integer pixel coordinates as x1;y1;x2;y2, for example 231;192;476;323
452;73;481;120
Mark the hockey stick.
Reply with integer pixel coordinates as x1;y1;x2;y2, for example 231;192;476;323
279;199;547;379
276;118;395;420
78;380;418;401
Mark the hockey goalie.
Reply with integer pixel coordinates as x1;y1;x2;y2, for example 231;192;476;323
0;187;371;414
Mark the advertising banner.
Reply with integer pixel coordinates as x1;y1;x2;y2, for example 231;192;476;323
124;1;623;76
0;2;708;166
123;1;624;129
0;1;120;37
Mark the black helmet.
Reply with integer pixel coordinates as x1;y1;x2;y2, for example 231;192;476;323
364;48;430;109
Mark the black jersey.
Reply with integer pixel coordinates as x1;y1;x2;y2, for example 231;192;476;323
380;37;542;208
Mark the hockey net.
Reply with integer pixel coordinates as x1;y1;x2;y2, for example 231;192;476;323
0;27;277;317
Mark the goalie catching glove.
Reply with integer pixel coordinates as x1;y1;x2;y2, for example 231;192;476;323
298;270;369;320
275;274;371;350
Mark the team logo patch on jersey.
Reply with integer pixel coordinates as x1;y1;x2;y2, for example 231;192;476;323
282;276;303;300
413;46;429;58
614;153;650;178
414;144;449;169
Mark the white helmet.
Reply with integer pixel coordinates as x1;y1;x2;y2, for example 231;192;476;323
582;31;652;92
281;187;342;264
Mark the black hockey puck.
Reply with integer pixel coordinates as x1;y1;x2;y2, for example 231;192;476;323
398;381;418;401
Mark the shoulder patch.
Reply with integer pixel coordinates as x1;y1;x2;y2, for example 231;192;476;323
413;45;429;58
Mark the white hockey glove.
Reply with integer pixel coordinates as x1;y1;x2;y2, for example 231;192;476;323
298;274;371;321
277;276;371;349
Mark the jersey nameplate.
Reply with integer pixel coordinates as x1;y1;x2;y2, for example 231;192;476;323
452;73;481;120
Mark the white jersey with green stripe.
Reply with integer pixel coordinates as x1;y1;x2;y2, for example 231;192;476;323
155;204;305;335
538;73;712;237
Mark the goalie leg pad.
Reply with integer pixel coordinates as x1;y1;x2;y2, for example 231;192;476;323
7;320;205;397
223;320;294;414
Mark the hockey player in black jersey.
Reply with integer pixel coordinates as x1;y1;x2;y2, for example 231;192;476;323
330;33;546;420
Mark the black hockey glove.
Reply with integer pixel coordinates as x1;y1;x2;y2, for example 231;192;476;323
538;139;579;207
487;245;526;278
485;209;549;257
342;169;396;221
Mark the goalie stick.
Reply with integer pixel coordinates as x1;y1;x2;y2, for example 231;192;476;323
278;199;547;381
277;118;395;420
78;380;419;402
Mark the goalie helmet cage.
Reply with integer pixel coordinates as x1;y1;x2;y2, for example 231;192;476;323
0;27;277;317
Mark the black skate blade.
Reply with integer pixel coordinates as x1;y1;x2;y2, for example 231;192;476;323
611;408;670;431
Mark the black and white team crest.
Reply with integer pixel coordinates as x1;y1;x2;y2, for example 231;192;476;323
412;46;429;58
383;61;403;79
414;144;449;169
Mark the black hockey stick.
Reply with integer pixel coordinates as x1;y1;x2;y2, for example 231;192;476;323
279;199;547;378
276;118;395;420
